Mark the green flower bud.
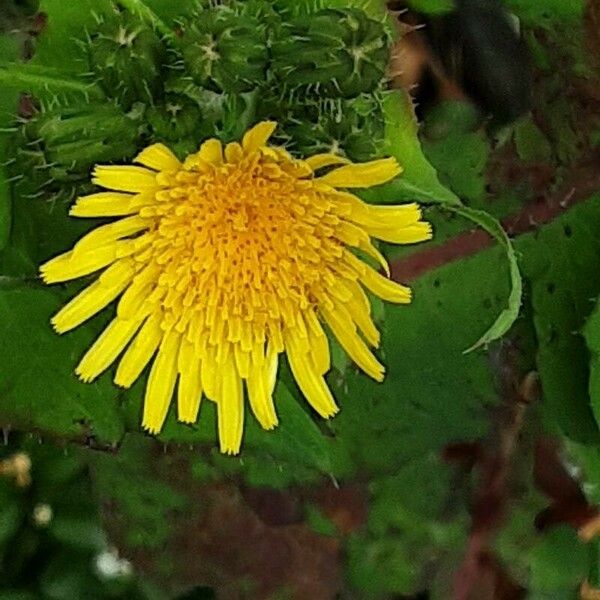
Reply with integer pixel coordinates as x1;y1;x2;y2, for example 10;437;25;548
147;95;202;142
12;103;142;197
284;96;385;162
146;92;203;159
88;14;167;109
178;4;269;93
272;8;390;99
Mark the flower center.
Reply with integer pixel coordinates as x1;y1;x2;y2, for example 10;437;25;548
143;154;344;333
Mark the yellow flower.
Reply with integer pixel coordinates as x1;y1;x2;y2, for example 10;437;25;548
40;121;432;454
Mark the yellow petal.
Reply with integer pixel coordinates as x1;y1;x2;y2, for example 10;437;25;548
367;222;433;244
177;337;202;424
142;329;181;434
306;316;330;375
72;216;149;258
345;280;380;347
318;157;402;188
247;347;278;430
285;333;338;418
360;264;412;304
360;237;390;277
321;304;384;381
345;201;423;229
76;316;145;383
40;242;128;284
70;192;136;218
224;142;243;163
344;251;412;304
114;312;163;388
201;345;219;401
217;356;244;455
197;138;223;165
51;260;135;333
93;165;158;193
135;143;181;172
242;121;277;153
117;264;160;320
233;343;250;378
305;153;350;171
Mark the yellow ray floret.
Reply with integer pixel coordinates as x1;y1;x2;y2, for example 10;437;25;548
40;121;433;455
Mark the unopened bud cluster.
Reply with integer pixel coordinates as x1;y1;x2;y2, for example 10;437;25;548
10;0;391;200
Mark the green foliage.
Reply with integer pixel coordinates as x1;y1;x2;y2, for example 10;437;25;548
421;101;490;204
529;526;589;593
520;194;600;443
504;0;584;26
31;0;115;72
157;383;333;488
404;0;453;14
514;116;553;163
366;91;461;206
0;285;125;443
331;244;507;479
0;436;155;599
0;164;10;253
585;297;600;435
89;434;186;548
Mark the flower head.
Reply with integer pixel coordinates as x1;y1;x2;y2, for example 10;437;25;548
40;121;432;454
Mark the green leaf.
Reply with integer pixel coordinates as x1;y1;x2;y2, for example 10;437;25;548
529;526;588;592
404;0;453;14
514;116;553;163
40;551;102;600
0;162;10;253
346;453;469;596
421;101;490;204
362;91;461;206
365;93;521;348
347;534;423;596
0;502;21;546
504;0;585;25
155;382;333;483
0;64;104;100
0;284;125;442
88;434;186;549
245;383;333;474
31;0;115;72
331;245;507;477
567;443;600;507
521;193;600;443
305;504;338;537
294;0;388;19
450;206;522;352
585;299;600;438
